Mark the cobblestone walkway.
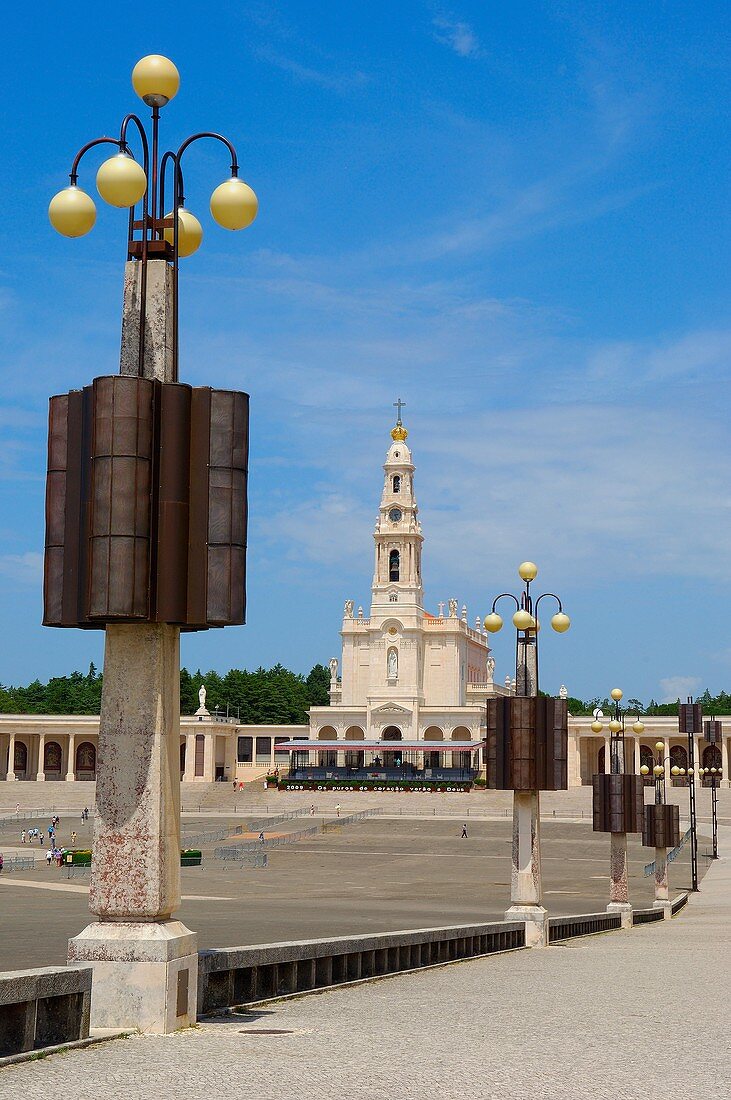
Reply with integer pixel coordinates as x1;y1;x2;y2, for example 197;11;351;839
3;843;730;1100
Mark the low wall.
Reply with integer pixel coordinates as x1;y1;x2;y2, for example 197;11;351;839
0;966;91;1059
198;921;525;1015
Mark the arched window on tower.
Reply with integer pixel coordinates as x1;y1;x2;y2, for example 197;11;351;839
392;475;401;493
389;549;400;581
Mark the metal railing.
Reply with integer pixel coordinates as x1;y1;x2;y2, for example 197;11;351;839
323;808;383;830
1;856;37;872
214;824;322;859
198;920;526;1014
632;907;665;926
548;912;621;943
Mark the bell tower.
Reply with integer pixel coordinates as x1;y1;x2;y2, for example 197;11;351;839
371;401;424;620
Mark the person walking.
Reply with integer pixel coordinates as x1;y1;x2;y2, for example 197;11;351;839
310;803;315;816
335;804;341;818
461;824;468;839
21;830;25;845
70;831;77;846
46;848;52;866
0;854;4;874
258;831;265;844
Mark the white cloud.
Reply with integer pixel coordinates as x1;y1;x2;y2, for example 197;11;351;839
0;552;43;586
433;14;483;59
659;676;702;704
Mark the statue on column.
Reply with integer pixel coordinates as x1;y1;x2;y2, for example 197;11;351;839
448;598;458;617
329;657;339;682
344;600;354;618
195;684;210;717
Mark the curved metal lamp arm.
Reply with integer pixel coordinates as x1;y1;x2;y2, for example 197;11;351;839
176;131;239;174
159;150;185;218
491;593;520;614
69;137;121;184
534;592;564;616
119;114;150;175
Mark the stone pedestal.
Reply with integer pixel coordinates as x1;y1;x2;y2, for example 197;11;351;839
653;845;671;918
505;789;546;946
68;921;197;1033
607;831;632;927
68;622;196;1033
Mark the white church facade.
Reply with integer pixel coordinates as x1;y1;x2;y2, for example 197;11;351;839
304;414;509;768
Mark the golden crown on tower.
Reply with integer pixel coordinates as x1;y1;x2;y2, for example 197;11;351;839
391;423;408;441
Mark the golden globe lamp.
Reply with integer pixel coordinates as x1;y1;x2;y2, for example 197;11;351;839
96;153;147;208
518;561;538;582
655;741;665;752
132;54;180;107
640;764;650;775
608;719;622;733
591;719;603;733
550;612;570;633
654;764;664;776
610;688;623;701
632;720;645;734
48;186;97;237
671;766;680;776
210;177;258;230
512;609;534;631
163;209;203;257
483;613;503;633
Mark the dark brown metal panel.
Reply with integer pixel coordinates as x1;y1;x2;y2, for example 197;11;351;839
156;383;192;623
643;803;680;849
592;773;644;834
486;695;568;792
679;702;703;735
704;720;722;744
43;395;70;625
187;386;212;627
87;377;154;620
205;389;248;626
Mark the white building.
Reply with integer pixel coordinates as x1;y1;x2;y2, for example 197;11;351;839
307;415;508;762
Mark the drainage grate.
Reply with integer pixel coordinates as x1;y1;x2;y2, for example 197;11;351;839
240;1029;295;1036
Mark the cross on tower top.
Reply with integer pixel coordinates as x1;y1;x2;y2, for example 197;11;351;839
393;397;406;424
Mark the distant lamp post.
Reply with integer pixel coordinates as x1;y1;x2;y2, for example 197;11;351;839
484;562;570;946
702;717;723;859
591;689;645;927
679;699;703;892
640;740;680;916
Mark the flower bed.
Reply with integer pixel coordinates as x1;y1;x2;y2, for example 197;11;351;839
279;779;472;793
181;849;202;867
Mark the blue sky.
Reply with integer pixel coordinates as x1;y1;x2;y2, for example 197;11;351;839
0;2;729;704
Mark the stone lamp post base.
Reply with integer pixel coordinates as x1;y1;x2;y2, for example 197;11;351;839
606;901;633;929
68;920;198;1034
505;904;548;947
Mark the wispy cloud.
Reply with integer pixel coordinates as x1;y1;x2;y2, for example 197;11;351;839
432;13;483;59
254;46;368;92
659;676;702;703
0;551;43;586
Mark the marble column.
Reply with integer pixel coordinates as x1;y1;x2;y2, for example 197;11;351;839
722;738;729;788
183;732;197;781
203;733;215;781
653;846;671;918
607;831;632;928
6;733;16;781
36;733;46;781
65;733;76;781
505;790;546;946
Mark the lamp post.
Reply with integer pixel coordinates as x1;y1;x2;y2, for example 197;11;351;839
48;56;256;1034
590;690;645;927
484;562;570;946
701;717;723;860
678;699;702;892
639;741;680;917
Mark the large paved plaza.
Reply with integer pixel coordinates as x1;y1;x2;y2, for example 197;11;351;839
0;811;705;972
2;829;728;1100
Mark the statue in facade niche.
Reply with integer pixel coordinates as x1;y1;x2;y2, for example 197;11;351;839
448;598;458;617
344;600;354;617
388;648;398;679
329;657;339;681
486;656;495;681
